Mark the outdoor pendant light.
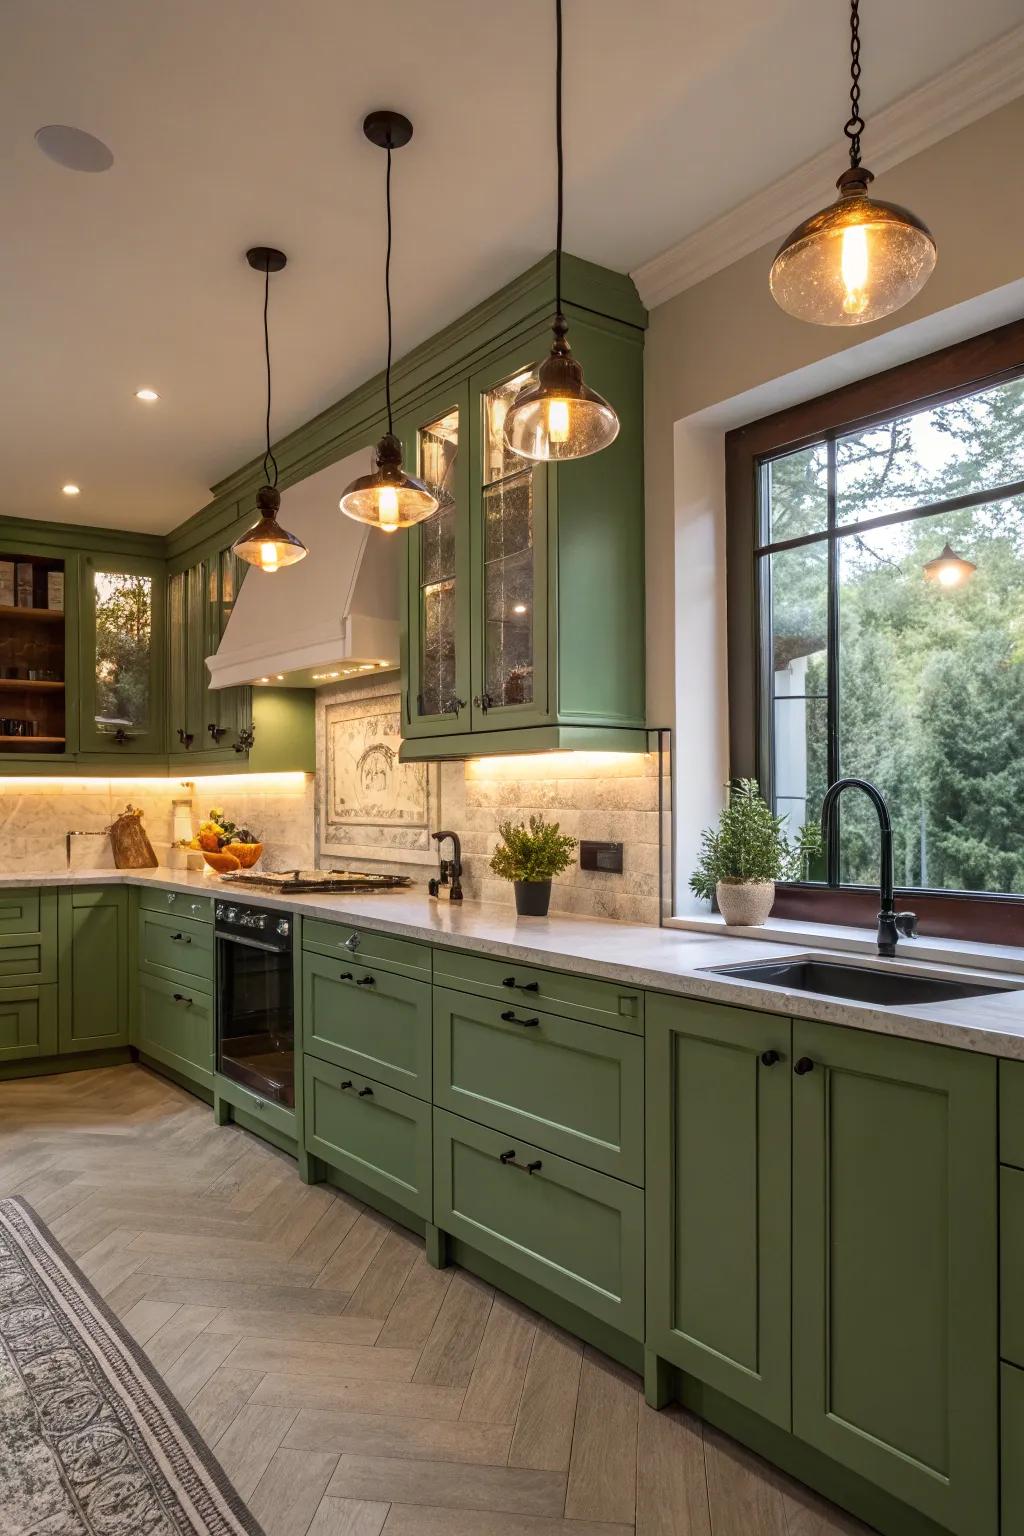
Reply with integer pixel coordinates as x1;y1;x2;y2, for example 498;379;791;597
769;0;936;327
503;0;619;462
232;248;308;573
340;112;438;533
923;543;976;589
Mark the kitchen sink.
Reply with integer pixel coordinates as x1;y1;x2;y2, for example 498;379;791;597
702;954;1021;1006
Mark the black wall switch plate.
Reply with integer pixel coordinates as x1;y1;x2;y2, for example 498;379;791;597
580;840;624;874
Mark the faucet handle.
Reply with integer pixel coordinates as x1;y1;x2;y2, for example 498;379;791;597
895;911;918;939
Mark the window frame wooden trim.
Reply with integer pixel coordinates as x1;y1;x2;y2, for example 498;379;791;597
724;315;1024;943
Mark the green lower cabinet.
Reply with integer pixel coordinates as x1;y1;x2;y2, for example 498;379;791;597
792;1020;998;1536
304;1056;432;1221
1003;1363;1024;1535
0;985;58;1062
136;971;213;1088
0;888;57;985
433;985;644;1183
434;1106;644;1339
303;951;431;1100
645;995;792;1427
138;907;214;984
59;888;129;1052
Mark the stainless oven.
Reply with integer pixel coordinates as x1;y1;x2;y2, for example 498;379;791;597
215;899;294;1108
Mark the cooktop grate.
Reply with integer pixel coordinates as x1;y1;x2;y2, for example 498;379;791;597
217;869;413;894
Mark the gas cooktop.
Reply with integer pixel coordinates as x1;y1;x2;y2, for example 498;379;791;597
217;869;413;895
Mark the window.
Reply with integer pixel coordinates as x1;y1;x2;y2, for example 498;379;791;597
726;319;1024;935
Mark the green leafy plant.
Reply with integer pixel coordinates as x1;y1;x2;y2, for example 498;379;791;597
689;778;821;902
489;814;578;884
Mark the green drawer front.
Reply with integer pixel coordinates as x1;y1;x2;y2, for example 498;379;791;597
304;1056;432;1220
0;889;41;936
433;949;643;1034
137;971;214;1088
0;940;51;986
1002;1165;1024;1368
1001;1060;1024;1170
137;887;214;924
303;951;430;1099
433;986;643;1183
1004;1363;1024;1536
0;985;58;1062
303;919;430;980
139;909;214;982
434;1107;644;1339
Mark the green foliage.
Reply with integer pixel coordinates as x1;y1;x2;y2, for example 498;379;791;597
689;779;821;903
94;573;152;730
489;814;578;884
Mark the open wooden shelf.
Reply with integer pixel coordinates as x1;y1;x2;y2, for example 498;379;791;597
0;678;65;692
0;605;64;623
0;734;65;744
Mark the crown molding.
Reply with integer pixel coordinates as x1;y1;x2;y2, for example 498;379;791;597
632;23;1024;310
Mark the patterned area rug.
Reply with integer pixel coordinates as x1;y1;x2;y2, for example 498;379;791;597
0;1197;265;1536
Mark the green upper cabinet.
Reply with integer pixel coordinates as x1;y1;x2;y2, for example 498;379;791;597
167;550;252;763
398;260;647;760
79;552;166;755
0;537;79;763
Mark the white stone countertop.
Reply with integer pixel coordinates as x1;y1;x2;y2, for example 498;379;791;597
8;867;1024;1061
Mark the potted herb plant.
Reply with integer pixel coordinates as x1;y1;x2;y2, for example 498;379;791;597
489;814;578;917
689;778;820;926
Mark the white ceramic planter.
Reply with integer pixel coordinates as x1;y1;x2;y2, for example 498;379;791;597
716;879;775;927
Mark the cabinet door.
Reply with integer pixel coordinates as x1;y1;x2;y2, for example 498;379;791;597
213;549;252;749
0;985;58;1062
59;888;128;1051
303;950;431;1099
792;1020;998;1536
167;569;190;749
136;971;213;1088
402;385;472;738
646;994;792;1427
468;350;550;731
79;554;165;753
304;1056;432;1220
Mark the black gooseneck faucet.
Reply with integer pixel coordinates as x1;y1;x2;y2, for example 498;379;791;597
820;778;917;957
429;830;463;903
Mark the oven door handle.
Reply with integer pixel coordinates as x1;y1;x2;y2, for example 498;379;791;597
216;932;287;955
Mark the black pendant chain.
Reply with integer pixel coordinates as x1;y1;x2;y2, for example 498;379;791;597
384;142;394;436
262;261;278;488
843;0;864;169
554;0;564;318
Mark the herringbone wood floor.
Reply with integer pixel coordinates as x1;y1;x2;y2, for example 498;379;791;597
0;1064;873;1536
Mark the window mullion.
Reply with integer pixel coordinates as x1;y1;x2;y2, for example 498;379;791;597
826;435;840;885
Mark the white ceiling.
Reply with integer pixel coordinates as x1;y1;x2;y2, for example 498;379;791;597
3;0;1020;534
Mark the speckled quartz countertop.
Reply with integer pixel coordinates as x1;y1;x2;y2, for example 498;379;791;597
8;867;1024;1061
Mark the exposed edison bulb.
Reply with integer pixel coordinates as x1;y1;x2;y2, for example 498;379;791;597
378;484;400;533
840;223;870;317
937;563;963;588
259;542;280;573
547;397;571;444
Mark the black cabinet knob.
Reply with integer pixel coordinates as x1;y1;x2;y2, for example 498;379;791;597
501;1010;539;1027
502;977;539;992
358;1086;374;1097
526;1160;542;1175
499;1149;516;1164
171;993;193;1007
760;1050;780;1067
794;1057;815;1076
340;1080;353;1090
338;972;353;981
356;975;375;987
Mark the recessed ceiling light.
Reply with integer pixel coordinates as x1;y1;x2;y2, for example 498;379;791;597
135;388;159;402
61;484;80;496
35;125;114;173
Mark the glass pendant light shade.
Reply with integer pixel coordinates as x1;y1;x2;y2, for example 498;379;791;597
923;542;976;588
770;169;937;327
339;432;438;533
232;486;308;573
504;315;619;462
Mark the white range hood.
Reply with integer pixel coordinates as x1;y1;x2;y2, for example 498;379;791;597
207;448;400;690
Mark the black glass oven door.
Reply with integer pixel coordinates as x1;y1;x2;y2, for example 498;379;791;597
216;934;295;1108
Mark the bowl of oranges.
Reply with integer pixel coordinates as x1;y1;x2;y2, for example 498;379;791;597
191;809;263;875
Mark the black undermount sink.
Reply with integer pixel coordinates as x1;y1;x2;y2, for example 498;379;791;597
703;955;1020;1007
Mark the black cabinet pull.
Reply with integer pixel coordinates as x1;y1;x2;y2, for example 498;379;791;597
502;977;540;992
171;993;193;1007
794;1057;815;1076
501;1010;539;1027
760;1050;780;1067
340;1080;353;1090
358;1085;374;1097
170;933;191;944
499;1148;542;1173
208;723;227;742
177;728;193;749
500;1149;516;1164
526;1160;542;1175
356;975;375;987
338;972;353;981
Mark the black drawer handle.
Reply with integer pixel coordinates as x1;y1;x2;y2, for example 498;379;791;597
358;1085;374;1097
499;1148;543;1174
356;976;375;987
341;1080;353;1090
760;1050;780;1067
338;972;353;981
502;977;540;992
501;1010;539;1027
172;993;193;1007
794;1057;815;1076
170;933;191;944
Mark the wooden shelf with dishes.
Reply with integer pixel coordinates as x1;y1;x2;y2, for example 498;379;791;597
0;553;67;753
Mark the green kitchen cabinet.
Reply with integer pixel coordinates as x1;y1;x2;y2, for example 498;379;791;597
0;888;57;986
167;550;252;763
304;1055;432;1220
791;1019;998;1536
58;887;129;1051
1003;1363;1024;1536
0;537;79;763
0;986;58;1062
303;949;432;1099
79;552;166;755
136;970;213;1088
645;994;792;1428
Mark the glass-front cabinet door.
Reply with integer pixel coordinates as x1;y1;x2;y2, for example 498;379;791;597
402;385;471;738
79;554;165;754
167;552;251;757
470;353;549;731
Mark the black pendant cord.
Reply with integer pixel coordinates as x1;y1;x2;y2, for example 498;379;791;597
384;143;394;436
554;0;564;320
262;261;279;488
843;0;864;170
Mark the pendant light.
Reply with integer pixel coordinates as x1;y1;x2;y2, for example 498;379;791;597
503;0;619;462
923;543;976;588
232;248;308;573
340;112;438;533
769;0;937;327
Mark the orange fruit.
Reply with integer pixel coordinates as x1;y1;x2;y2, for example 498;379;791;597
199;829;222;851
224;841;262;869
202;850;241;873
